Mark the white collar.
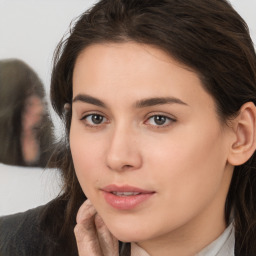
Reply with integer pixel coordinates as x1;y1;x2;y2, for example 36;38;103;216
196;221;235;256
131;242;150;256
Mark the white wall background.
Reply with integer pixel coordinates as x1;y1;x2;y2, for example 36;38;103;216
0;0;98;90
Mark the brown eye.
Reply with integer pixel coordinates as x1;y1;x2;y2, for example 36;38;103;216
91;114;104;124
82;114;106;126
153;116;167;125
145;115;175;127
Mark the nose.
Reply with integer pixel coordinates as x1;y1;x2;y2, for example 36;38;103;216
106;126;142;172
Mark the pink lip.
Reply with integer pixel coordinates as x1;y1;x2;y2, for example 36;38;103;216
101;184;155;210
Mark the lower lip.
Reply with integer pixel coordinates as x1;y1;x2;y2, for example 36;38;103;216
102;191;154;210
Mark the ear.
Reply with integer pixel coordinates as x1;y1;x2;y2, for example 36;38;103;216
228;102;256;166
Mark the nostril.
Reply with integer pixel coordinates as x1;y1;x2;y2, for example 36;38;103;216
122;164;134;170
107;163;134;172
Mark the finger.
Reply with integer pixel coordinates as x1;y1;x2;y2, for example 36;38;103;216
76;199;96;224
95;214;119;256
74;200;103;255
75;200;97;241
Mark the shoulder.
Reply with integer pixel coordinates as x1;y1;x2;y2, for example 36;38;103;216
0;203;57;256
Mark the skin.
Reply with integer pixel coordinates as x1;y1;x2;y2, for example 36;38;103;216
75;200;118;256
71;42;236;256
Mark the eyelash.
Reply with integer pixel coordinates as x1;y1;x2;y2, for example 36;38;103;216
80;113;176;128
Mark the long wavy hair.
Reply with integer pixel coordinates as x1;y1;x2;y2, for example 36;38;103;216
45;0;256;255
0;59;54;167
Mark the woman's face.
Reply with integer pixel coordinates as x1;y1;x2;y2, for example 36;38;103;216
70;42;234;244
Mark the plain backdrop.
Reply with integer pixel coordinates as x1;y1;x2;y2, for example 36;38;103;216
0;0;256;215
0;164;61;216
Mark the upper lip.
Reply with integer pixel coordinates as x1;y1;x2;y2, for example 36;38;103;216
101;184;155;194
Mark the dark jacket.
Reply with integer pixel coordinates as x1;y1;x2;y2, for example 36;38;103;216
0;205;60;256
0;203;130;256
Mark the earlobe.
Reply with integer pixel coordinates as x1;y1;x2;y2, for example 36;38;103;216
228;102;256;166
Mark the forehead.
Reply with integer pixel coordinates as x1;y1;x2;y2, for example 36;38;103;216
74;42;192;75
73;42;198;87
72;42;215;111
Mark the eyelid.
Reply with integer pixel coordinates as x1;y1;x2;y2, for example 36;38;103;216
80;110;108;120
144;111;177;120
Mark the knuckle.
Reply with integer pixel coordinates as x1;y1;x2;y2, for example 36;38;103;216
74;225;84;241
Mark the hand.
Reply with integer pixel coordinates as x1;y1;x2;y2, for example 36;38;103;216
74;200;119;256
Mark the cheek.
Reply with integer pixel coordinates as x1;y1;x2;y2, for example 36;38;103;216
127;128;229;238
145;124;229;208
70;126;105;195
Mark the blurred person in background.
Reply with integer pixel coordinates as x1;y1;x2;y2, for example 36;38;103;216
0;59;54;167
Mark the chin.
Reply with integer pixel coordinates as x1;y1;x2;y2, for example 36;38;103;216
113;233;143;243
99;210;157;242
107;225;151;243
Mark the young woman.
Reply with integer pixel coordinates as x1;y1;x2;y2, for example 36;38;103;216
0;59;54;167
1;0;256;255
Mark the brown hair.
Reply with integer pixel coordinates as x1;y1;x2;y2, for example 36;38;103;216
48;0;256;254
0;59;54;167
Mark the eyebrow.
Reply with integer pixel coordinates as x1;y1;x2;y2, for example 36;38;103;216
135;97;188;108
72;94;188;108
73;94;106;108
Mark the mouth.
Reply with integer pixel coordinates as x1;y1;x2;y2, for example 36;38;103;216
101;184;155;210
111;191;141;196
